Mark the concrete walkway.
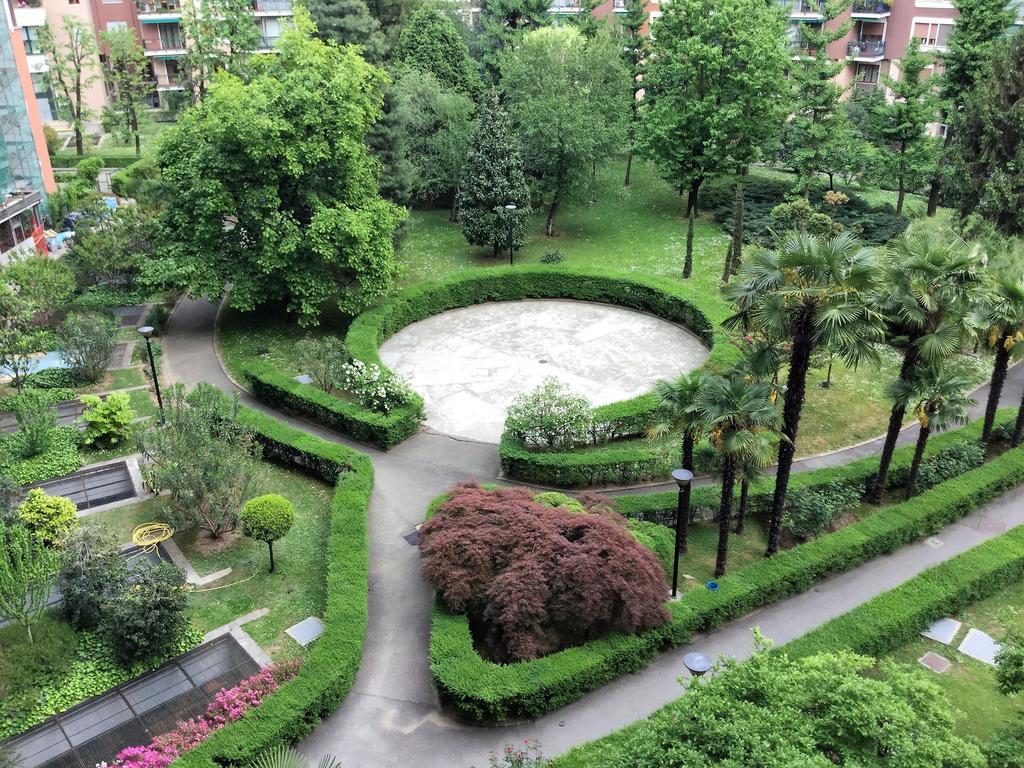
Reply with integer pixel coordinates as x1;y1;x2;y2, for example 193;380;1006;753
163;296;1024;768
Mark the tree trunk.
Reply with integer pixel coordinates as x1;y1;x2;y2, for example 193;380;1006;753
734;478;749;535
715;455;736;578
492;242;499;259
827;171;834;191
545;192;560;237
766;308;815;556
268;540;275;573
724;183;744;283
870;343;920;504
1013;385;1024;448
624;150;633;186
904;424;930;500
673;430;695;554
896;144;906;215
982;338;1012;444
926;129;954;217
74;71;84;155
26;622;33;644
684;206;695;279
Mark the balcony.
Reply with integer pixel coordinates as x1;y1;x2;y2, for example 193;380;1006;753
549;0;582;13
257;35;280;49
142;37;186;57
154;77;185;91
136;0;182;22
783;0;826;19
846;39;885;60
851;0;891;17
253;0;293;14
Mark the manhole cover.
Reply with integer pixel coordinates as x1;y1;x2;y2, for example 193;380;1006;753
919;651;951;673
925;537;944;548
538;359;548;364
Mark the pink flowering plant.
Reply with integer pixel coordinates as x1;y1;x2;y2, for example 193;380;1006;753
110;660;300;768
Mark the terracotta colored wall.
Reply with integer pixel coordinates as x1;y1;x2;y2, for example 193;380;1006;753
9;24;56;192
88;0;141;46
40;0;109;113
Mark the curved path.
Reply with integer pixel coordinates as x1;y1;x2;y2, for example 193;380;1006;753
163;297;1024;768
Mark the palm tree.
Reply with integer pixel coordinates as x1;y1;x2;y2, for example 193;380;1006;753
979;277;1024;444
648;371;707;554
723;232;885;556
868;234;982;503
889;365;975;499
696;375;780;578
733;434;775;535
250;746;341;768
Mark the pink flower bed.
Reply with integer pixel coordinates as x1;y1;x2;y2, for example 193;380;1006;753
108;660;300;768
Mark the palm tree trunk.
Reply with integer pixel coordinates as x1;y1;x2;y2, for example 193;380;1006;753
870;344;920;503
1013;386;1024;448
677;430;694;553
715;455;736;578
982;338;1012;444
766;308;815;556
904;424;931;499
734;478;749;535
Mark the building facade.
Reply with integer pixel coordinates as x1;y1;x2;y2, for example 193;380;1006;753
1;0;55;263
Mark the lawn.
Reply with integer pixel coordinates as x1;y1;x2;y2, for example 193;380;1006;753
881;577;1024;742
85;462;334;659
677;518;768;589
215;159;982;457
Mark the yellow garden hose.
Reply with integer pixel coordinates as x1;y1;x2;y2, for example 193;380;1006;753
132;522;175;552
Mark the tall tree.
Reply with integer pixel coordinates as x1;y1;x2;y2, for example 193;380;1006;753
40;17;100;156
869;38;940;215
620;0;648;186
457;92;532;257
978;277;1024;444
724;233;885;556
179;0;261;103
393;5;480;96
787;0;852;199
891;366;975;499
568;0;603;38
696;375;779;578
499;27;630;236
951;34;1024;237
365;0;420;48
368;83;416;206
102;29;150;158
637;0;789;277
158;13;406;325
477;0;549;82
308;0;385;61
868;234;982;503
926;0;1016;216
0;523;58;643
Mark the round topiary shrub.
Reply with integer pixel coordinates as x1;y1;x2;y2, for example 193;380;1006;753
17;488;78;546
240;494;295;573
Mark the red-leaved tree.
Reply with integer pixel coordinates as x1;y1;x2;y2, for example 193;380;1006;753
419;483;670;661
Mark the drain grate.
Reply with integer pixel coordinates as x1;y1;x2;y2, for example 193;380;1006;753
403;527;421;546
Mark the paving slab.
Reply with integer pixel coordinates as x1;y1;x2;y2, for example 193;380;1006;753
286;616;324;646
921;617;961;645
919;651;952;673
959;628;1001;666
295;374;313;384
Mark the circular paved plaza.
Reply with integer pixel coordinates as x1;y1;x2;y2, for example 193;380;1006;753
378;299;710;442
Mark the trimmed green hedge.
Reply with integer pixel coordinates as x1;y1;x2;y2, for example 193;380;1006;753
428;437;1024;722
173;399;372;768
51;151;139;169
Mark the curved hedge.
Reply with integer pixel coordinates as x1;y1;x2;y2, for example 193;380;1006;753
173;397;372;768
428;412;1023;722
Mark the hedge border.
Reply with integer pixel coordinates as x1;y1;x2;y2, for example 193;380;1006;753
172;397;372;768
241;266;733;451
550;522;1024;768
428;413;1023;722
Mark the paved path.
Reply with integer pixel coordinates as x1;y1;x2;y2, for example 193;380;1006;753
163;296;1024;768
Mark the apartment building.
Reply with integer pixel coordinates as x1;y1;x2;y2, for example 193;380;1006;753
1;0;55;263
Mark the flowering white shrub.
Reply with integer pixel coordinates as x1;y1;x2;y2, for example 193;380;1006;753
504;377;593;450
340;359;415;414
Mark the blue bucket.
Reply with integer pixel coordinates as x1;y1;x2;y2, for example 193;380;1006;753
706;581;720;592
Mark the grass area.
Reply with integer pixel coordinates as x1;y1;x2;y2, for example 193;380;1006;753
99;120;174;152
128;388;158;419
881;577;1024;742
85;462;334;659
678;518;768;589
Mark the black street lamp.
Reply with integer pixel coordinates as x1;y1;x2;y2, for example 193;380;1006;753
670;467;694;598
504;203;517;265
137;326;164;423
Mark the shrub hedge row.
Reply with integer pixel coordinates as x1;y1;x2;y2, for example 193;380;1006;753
549;522;1024;768
173;398;372;768
240;267;732;451
428;436;1024;722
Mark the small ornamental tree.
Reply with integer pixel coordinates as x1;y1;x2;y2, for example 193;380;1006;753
0;522;59;643
102;562;189;664
17;488;79;547
294;336;349;393
419;483;669;662
996;630;1024;694
59;525;128;630
81;392;135;449
504;377;593;450
57;312;120;384
240;494;295;573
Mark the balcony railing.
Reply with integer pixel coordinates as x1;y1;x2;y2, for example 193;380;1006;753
143;36;184;53
253;0;293;11
136;1;181;12
549;0;581;10
846;39;885;57
782;0;826;15
258;35;280;48
852;0;891;13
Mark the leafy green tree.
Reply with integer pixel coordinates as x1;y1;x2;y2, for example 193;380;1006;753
159;15;406;325
867;38;940;215
80;392;135;449
637;0;789;277
57;312;120;383
697;375;779;577
39;17;99;156
0;523;58;643
179;0;261;103
392;69;475;212
0;283;43;392
978;277;1024;444
457;92;531;257
13;391;57;458
393;6;480;95
892;366;975;498
620;0;648;187
787;0;852;199
568;0;603;38
294;336;349;392
724;233;885;555
102;29;150;157
868;234;982;503
2;254;75;322
951;34;1024;237
58;526;128;630
500;27;630;236
365;0;421;48
369;83;416;206
240;494;295;572
477;0;549;82
66;206;156;290
927;0;1017;216
17;489;78;548
308;0;386;63
102;562;189;663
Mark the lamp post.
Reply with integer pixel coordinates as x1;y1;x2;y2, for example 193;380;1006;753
670;467;694;598
504;203;516;265
137;326;164;423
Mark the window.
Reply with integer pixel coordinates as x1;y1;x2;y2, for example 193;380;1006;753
855;62;880;83
158;22;182;49
21;26;42;55
106;20;128;30
913;20;954;48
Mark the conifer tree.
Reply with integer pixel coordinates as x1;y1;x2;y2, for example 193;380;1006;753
307;0;386;63
621;0;648;186
477;0;550;82
393;6;481;96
